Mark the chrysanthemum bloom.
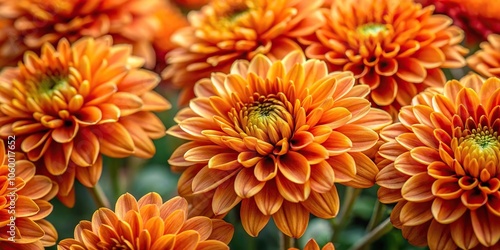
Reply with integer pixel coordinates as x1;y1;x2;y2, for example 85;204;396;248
376;74;500;249
467;34;500;78
290;239;335;250
168;51;393;238
58;192;234;250
0;36;170;207
0;141;58;250
416;0;500;44
162;0;325;105
0;0;176;68
303;0;468;118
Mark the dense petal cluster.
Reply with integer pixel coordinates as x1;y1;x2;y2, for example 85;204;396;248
303;0;468;118
290;239;335;250
58;193;233;250
168;51;392;238
467;34;500;78
376;74;500;249
417;0;500;44
0;36;170;207
162;0;325;105
0;0;181;68
0;141;58;250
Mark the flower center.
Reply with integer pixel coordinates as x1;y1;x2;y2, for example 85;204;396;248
23;71;78;117
233;94;293;144
37;76;67;94
450;126;500;210
455;126;500;181
356;23;388;37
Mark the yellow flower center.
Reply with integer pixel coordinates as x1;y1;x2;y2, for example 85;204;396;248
21;70;81;118
447;126;500;210
36;76;68;94
233;94;293;144
356;23;388;37
456;126;500;176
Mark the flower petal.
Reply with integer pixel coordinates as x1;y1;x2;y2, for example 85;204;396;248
115;193;139;219
301;186;339;219
471;206;500;247
399;201;433;226
254;156;278;182
427;220;457;250
401;172;434;202
75;155;102;188
235;168;265;199
276;174;310;202
173;230;199;250
180;216;213;241
273;201;309;238
208;219;234;244
278;151;310;184
70;129;99;167
450;213;479;250
212;178;242;215
95;122;135;158
310;161;335;193
322;131;352;155
248;180;283;216
240;198;270;237
396;58;427;83
327;153;356;183
192;166;239;194
344;152;378;188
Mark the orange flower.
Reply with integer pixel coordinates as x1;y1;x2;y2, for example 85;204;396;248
0;0;177;68
0;141;58;250
168;51;393;238
376;74;500;249
290;239;335;250
0;36;170;207
416;0;500;44
58;192;234;250
467;34;500;78
303;0;468;118
162;0;325;105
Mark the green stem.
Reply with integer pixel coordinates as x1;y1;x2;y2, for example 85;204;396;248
280;232;295;250
365;201;386;232
87;183;111;208
109;158;123;199
331;187;362;242
348;217;393;250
